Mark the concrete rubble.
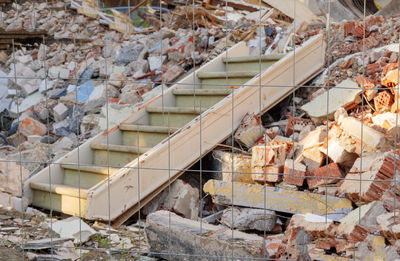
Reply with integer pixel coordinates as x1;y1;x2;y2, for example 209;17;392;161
1;0;400;260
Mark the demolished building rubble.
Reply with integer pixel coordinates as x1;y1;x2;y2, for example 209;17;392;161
1;0;400;259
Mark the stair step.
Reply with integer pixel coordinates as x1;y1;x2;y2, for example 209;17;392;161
197;71;258;89
146;106;207;127
173;89;231;108
222;54;285;63
91;143;150;167
223;54;284;72
30;182;87;217
61;164;118;189
119;124;179;147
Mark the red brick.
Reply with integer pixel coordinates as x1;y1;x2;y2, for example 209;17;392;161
336;223;369;243
366;63;381;75
338;153;400;205
18;117;47;137
307;163;342;190
356;75;377;101
283;159;306;187
354;25;369;38
358;36;379;51
339;58;354;69
343;21;355;37
374;91;394;111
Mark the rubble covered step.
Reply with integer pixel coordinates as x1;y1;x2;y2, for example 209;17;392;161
146;106;207;127
172;89;231;108
61;164;118;189
197;71;258;89
145;210;270;261
203;180;353;221
90;143;151;167
30;182;87;217
119;124;179;147
222;54;285;72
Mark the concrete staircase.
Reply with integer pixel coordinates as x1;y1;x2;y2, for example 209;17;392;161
26;35;325;225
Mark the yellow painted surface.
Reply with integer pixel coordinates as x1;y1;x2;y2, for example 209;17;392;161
203;180;352;218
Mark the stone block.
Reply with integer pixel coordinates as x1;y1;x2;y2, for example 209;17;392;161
52;103;69;122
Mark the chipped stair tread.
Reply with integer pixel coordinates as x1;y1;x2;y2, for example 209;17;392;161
30;182;88;199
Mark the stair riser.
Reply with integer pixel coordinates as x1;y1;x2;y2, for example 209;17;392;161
175;95;227;108
63;169;107;189
122;131;170;147
32;190;87;217
93;150;140;167
225;61;275;72
148;112;198;127
201;77;252;89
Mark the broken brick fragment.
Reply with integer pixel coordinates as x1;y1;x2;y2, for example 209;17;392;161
285;116;313;137
353;25;369;38
338;152;400;205
374;91;394;111
18;117;47;137
336;223;369;243
343;21;355;37
252;165;282;183
307;163;342;190
234;113;265;148
366;62;381;75
339;58;354;69
283;159;306;187
356;75;377;101
377;212;400;244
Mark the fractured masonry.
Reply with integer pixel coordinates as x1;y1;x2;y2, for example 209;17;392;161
338;152;400;205
203;179;353;221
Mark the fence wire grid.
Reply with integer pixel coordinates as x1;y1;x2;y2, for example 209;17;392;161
0;0;399;260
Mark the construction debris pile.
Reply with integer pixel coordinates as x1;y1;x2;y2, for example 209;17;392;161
144;18;400;261
1;0;400;260
0;1;288;171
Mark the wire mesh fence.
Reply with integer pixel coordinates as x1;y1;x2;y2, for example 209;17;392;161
0;0;399;260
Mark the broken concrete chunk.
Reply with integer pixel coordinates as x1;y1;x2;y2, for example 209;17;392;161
338;116;393;152
146;210;270;260
340;201;387;233
53;103;69;122
51;216;96;244
142;179;199;220
307;163;343;190
320;136;358;168
234;113;265;148
301;79;361;121
18;117;47;137
163;64;184;83
204;180;352;221
0;161;30;197
221;207;277;232
283;159;306;186
212;150;253;184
